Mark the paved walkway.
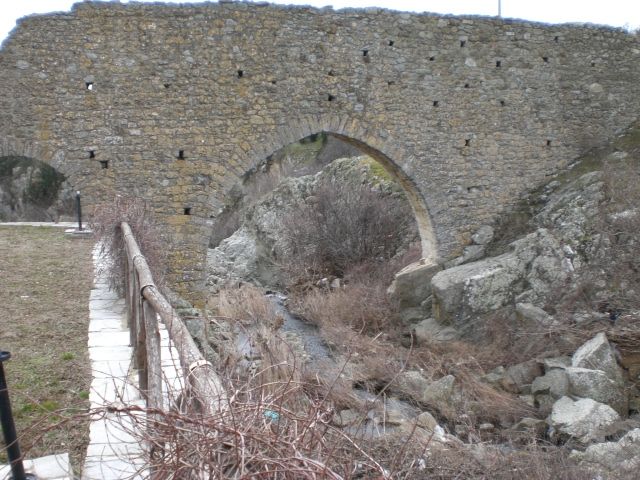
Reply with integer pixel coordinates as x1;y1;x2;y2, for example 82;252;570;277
82;245;182;479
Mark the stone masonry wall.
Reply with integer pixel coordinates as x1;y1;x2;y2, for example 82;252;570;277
0;1;639;302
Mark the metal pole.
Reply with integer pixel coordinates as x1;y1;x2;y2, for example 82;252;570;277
498;0;502;17
0;351;34;480
75;191;83;231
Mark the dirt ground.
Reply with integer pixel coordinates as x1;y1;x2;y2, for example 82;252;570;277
0;226;94;472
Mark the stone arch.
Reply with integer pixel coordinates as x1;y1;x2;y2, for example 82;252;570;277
0;141;74;221
216;114;439;263
0;135;72;180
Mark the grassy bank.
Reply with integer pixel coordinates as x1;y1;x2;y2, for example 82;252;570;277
0;226;93;471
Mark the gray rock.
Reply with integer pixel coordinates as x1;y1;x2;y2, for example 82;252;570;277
462;244;486;262
431;229;567;329
387;260;441;310
481;366;506;388
411;317;459;343
512;417;547;436
502;360;544;394
533;171;605;250
566;367;628;416
549;396;620;443
415;411;438;431
397;370;431;400
422;375;456;407
542;356;572;371
332;409;361;427
471;225;494;245
431;251;522;326
532;368;569;398
515;302;555;327
397;372;456;412
571;428;640;475
572;332;624;383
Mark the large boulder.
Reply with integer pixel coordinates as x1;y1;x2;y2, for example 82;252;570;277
549;396;620;443
431;228;568;328
206;227;282;291
572;332;624;383
431;251;522;328
387;260;441;310
565;367;628;416
571;428;640;476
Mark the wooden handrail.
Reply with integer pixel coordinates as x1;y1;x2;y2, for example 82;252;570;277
120;222;226;416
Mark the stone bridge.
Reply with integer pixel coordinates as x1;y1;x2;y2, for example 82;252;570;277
1;1;639;302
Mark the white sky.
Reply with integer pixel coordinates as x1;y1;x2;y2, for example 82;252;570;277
2;1;639;44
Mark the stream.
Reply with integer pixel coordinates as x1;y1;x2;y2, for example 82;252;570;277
235;291;424;438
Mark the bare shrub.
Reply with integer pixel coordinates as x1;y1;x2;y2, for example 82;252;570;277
280;179;415;280
90;195;167;294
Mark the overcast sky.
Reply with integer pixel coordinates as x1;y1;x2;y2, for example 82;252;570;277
2;1;639;44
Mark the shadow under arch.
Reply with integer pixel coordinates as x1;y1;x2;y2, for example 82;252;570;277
227;119;439;264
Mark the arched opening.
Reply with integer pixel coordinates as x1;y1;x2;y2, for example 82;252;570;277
0;155;75;221
206;131;437;299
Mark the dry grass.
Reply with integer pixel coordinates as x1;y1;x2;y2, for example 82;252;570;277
90;195;167;295
0;225;93;470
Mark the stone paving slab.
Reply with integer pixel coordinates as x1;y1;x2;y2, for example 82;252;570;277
89;345;132;362
82;456;146;480
88;331;131;347
83;244;187;478
0;453;73;480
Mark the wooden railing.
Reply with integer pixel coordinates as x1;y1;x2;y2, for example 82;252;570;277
121;222;226;416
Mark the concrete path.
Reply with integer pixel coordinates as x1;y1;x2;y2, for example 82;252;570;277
0;221;77;227
82;245;183;479
0;453;73;480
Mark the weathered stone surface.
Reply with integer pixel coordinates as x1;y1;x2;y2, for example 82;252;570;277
1;2;639;301
481;366;506;388
411;317;459;343
542;356;572;371
397;371;456;412
415;411;438;431
571;428;640;475
511;417;547;436
471;225;494;245
515;302;555;328
572;332;624;382
549;396;620;443
431;229;567;327
332;409;361;427
566;367;628;415
422;375;456;407
387;261;441;310
502;360;543;394
532;369;569;398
